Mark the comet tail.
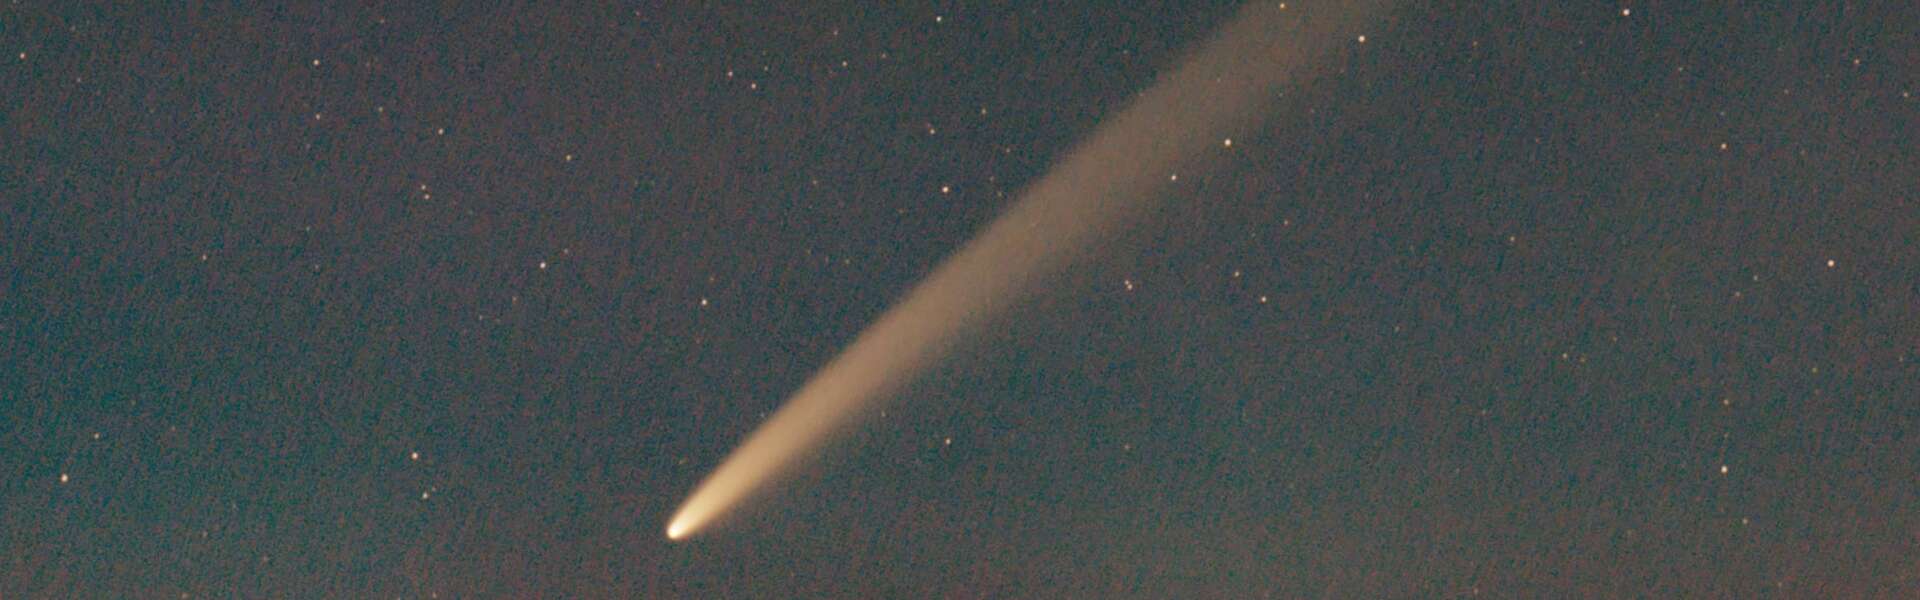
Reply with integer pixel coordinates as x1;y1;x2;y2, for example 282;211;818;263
666;0;1388;540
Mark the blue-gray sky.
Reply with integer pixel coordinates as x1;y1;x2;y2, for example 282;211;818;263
4;2;1916;597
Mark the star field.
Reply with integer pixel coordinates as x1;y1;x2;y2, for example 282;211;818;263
3;2;1917;597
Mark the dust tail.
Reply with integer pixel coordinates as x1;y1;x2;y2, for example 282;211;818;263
667;0;1391;541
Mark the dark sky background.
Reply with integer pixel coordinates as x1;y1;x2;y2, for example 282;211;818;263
5;1;1918;597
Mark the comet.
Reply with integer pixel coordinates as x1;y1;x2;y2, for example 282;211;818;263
666;0;1390;541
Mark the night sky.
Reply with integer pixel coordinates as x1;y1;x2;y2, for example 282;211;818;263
5;2;1918;597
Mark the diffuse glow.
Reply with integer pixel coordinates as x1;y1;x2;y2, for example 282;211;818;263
666;0;1389;541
